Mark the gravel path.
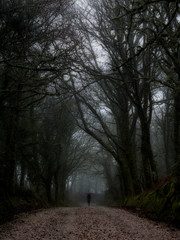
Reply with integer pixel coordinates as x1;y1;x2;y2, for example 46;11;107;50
0;207;180;240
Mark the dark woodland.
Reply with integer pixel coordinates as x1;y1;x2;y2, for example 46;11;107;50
0;0;179;224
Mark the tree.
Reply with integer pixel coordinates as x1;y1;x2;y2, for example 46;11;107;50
0;0;77;199
152;87;174;175
70;0;159;195
112;0;180;178
71;0;180;197
152;1;180;177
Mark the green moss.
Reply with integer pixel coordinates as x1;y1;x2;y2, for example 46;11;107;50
125;177;180;227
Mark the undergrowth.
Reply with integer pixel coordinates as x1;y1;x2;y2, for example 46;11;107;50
125;177;180;227
0;186;49;224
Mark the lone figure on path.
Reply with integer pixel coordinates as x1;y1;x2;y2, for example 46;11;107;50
87;192;91;206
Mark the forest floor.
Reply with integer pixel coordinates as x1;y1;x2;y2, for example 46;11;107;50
0;206;180;240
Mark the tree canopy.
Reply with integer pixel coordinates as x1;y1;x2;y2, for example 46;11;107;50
0;0;179;205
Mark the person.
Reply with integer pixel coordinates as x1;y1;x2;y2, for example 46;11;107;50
87;192;91;206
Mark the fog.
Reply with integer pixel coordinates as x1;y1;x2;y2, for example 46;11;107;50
67;170;107;206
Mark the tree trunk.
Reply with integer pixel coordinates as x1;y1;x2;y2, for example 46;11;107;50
54;171;59;203
140;119;158;189
44;179;52;204
163;89;172;174
20;160;26;187
3;109;18;197
174;89;180;177
59;176;66;201
117;155;135;197
126;151;141;194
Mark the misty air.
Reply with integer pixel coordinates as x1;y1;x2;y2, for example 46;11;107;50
0;0;180;239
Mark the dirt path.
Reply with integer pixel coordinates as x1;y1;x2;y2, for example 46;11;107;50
0;207;180;240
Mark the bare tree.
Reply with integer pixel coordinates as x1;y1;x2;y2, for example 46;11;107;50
0;0;77;199
71;0;159;194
